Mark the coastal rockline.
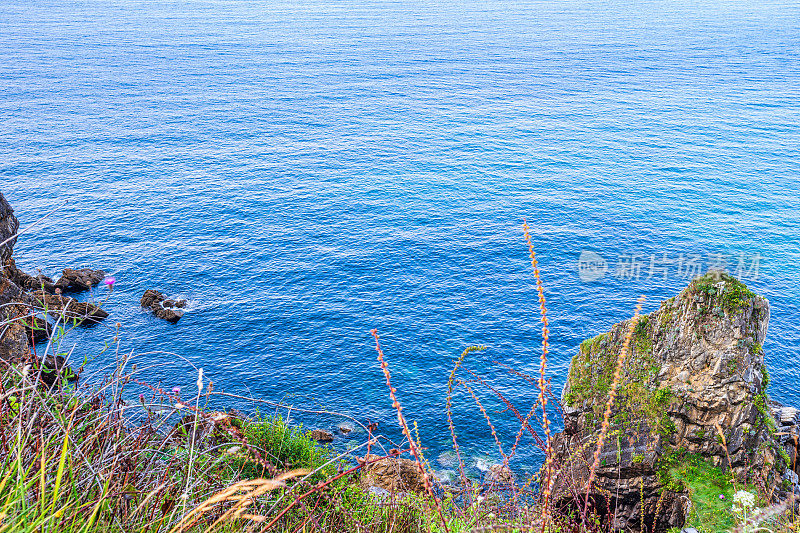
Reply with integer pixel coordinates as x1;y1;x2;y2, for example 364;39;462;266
0;193;189;372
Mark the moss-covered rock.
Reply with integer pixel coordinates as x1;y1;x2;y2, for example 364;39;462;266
550;272;785;531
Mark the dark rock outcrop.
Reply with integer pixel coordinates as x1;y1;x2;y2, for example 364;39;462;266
0;305;30;364
0;196;29;363
358;454;426;494
4;258;56;293
33;290;109;325
37;354;79;387
0;194;18;264
55;268;106;292
141;289;186;323
0;193;109;366
550;272;787;531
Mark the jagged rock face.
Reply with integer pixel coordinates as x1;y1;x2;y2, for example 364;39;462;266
0;193;29;363
550;272;784;531
0;193;110;365
0;193;19;264
357;454;427;495
141;289;186;323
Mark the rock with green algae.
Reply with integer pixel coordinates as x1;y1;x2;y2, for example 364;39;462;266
549;271;791;532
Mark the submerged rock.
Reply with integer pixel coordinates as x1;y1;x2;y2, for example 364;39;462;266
550;272;788;531
307;429;334;442
141;289;186;323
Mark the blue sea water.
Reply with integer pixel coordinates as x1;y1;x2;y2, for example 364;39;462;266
2;0;800;478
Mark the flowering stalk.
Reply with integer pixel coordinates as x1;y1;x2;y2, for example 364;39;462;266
182;367;204;515
446;344;486;495
370;329;450;533
584;295;646;510
522;219;554;525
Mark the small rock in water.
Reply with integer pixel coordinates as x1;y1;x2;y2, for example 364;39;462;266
338;422;353;434
358;454;426;494
307;429;334;442
141;289;187;323
485;464;515;485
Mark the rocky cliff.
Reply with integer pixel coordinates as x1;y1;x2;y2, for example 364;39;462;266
0;194;18;264
0;192;109;366
0;194;29;362
550;272;797;531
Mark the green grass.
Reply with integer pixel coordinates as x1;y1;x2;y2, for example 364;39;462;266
663;453;740;533
228;413;333;479
0;360;461;533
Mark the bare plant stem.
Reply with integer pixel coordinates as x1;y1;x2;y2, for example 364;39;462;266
446;345;486;497
370;328;451;533
584;295;646;512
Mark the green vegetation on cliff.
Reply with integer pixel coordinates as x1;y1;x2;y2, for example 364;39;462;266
564;314;672;438
689;271;756;315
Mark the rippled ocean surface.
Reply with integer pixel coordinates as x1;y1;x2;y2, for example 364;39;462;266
2;0;799;476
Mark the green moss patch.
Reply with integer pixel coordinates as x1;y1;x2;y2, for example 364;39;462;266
566;315;673;438
689;272;755;315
